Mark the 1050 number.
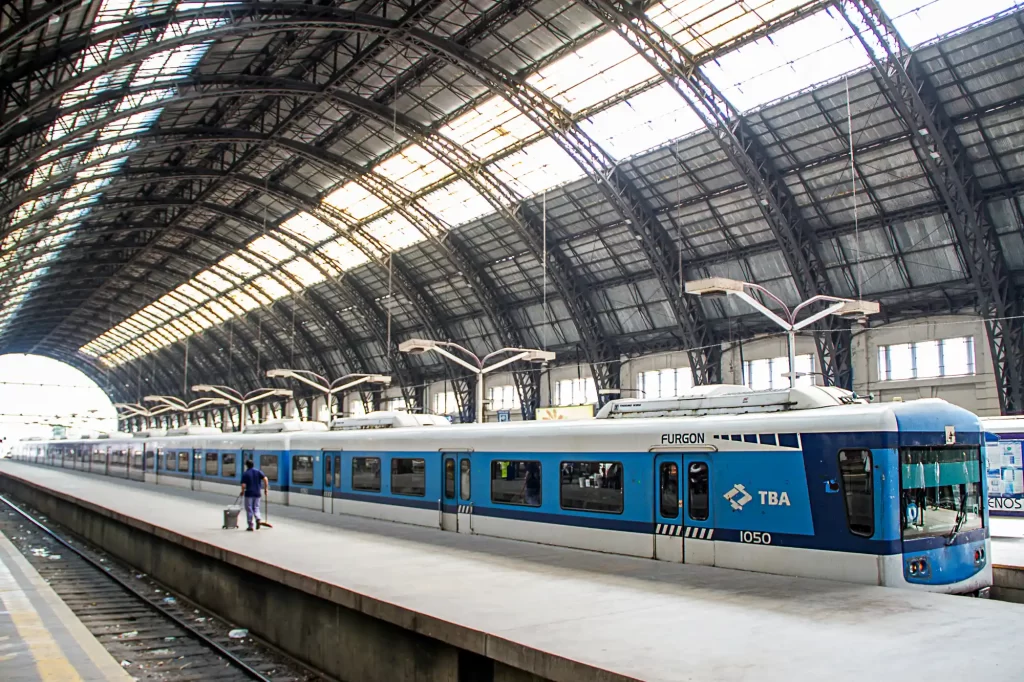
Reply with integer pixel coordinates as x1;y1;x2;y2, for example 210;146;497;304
740;531;772;545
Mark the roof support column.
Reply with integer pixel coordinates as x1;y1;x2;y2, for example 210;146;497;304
837;0;1024;412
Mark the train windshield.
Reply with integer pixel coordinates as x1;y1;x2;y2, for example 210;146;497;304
900;446;983;540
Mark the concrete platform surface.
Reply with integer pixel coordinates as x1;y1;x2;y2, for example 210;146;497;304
992;517;1024;567
0;520;132;681
2;461;1023;682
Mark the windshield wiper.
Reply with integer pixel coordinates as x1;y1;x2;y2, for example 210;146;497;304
946;488;968;545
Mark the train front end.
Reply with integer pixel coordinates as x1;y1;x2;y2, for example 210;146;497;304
890;401;991;595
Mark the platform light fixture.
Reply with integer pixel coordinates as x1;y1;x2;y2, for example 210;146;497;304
685;277;880;388
265;370;391;421
398;339;555;423
191;385;292;430
143;395;230;425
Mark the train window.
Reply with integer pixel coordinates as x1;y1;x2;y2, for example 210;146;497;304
352;457;381;492
838;449;874;537
491;460;541;507
660;462;679;518
292;456;314;485
145;450;155;470
460;460;471;501
325;456;333;487
759;434;777;446
177;452;189;472
222;453;237;478
392;458;426;497
444;459;455;499
205;453;218;476
779;433;799;448
688;462;709;521
743;434;757;444
333;456;341;488
260;455;279;482
560;461;623;514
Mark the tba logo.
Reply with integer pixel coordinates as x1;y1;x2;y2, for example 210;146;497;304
724;483;753;510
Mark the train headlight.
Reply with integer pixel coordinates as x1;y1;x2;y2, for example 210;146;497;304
974;548;986;565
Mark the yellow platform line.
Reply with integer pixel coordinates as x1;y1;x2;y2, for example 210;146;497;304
0;550;82;681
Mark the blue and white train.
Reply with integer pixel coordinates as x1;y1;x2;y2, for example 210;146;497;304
10;385;990;594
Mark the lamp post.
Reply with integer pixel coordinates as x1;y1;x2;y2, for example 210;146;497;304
265;370;391;421
143;395;230;426
398;339;555;423
112;402;174;430
191;385;293;430
684;277;879;388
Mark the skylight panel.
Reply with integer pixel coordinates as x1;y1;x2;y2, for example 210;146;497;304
246;235;295;264
880;0;1021;45
203;300;232;323
649;0;811;57
418;180;493;228
700;8;868;112
174;282;208;305
218;254;260;279
282;257;326;288
439;96;542;159
365;213;426;253
280;212;337;245
490;137;586;197
526;32;658;113
324;182;389;221
374;145;454;193
579;82;704;160
316;238;369;272
227;289;262;311
252;275;291;301
194;269;234;292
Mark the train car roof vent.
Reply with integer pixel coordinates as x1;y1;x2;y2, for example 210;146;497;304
164;426;222;437
132;428;167;438
243;419;329;434
595;385;864;419
330;411;452;430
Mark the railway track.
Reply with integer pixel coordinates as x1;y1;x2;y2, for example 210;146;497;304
0;494;326;682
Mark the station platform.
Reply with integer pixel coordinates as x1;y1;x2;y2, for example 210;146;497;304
0;515;131;681
989;517;1024;602
1;460;1023;682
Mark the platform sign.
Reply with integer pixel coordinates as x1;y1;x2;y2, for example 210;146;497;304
497;410;511;423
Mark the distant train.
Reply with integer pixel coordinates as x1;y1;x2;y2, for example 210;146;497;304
11;385;991;594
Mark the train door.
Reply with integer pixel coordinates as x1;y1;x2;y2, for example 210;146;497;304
681;454;715;566
441;455;458;530
440;453;473;532
322;450;340;514
191;449;202;491
654;454;683;562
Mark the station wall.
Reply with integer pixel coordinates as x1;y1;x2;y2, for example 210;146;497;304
339;314;1002;420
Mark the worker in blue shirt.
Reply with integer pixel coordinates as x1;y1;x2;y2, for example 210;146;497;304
240;459;268;531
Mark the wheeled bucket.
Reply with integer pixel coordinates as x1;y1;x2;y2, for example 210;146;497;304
223;505;241;529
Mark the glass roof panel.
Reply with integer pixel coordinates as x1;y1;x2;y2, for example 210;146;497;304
374;145;454;193
246;235;295;264
579;82;704;160
252;275;291;301
490;137;586;197
527;32;658;113
280;212;338;244
699;8;868;112
324;182;389;221
316;238;370;272
417;180;493;228
880;0;1020;45
439;95;542;159
227;289;262;311
282;257;327;288
218;254;261;279
365;213;425;252
649;0;812;57
194;269;234;293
